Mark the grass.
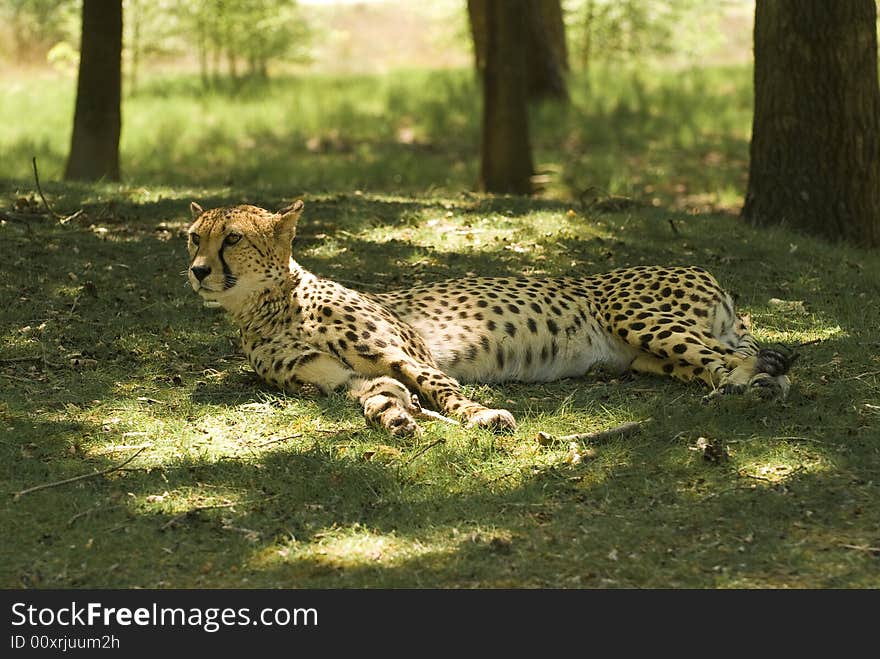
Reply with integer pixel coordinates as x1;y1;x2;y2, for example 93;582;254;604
1;66;752;207
1;65;879;588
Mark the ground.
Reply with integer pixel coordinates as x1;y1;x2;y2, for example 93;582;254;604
0;66;878;588
1;184;878;588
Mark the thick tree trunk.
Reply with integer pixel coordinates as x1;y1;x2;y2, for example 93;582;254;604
64;0;122;182
742;0;880;247
469;0;568;102
478;0;534;194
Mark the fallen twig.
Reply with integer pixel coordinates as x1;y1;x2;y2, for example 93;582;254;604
67;503;124;527
840;543;880;554
94;442;152;455
536;419;649;445
844;370;880;381
67;293;81;319
32;156;84;224
12;446;148;500
255;433;302;448
404;438;446;465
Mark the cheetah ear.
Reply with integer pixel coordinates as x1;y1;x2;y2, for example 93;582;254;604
275;200;304;239
190;201;204;219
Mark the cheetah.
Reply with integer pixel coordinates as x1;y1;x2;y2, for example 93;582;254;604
186;202;794;436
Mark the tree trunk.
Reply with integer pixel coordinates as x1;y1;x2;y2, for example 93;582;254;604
526;0;568;101
129;0;141;94
469;0;568;102
467;0;488;72
228;50;238;80
64;0;123;182
478;0;534;194
580;0;595;72
742;0;880;247
198;30;209;88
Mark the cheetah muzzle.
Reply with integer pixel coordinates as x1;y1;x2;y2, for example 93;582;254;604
186;202;795;437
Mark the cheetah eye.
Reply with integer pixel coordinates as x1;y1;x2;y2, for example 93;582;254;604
189;233;200;246
224;233;242;246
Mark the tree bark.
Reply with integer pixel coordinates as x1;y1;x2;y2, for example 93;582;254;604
467;0;488;72
64;0;123;182
469;0;568;102
742;0;880;247
526;0;568;101
478;0;534;194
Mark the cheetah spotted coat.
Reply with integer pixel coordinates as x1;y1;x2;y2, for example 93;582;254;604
186;202;793;436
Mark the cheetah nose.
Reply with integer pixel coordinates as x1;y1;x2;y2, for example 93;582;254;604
190;265;211;282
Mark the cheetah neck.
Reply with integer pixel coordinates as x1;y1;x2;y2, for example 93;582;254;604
229;262;312;338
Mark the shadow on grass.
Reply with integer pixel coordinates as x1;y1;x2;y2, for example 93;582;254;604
1;189;878;588
5;419;875;588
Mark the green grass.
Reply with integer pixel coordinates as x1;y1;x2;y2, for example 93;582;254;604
1;66;752;207
1;65;878;588
1;183;878;588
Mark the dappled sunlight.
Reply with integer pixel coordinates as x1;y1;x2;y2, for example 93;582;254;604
130;486;253;522
754;326;845;348
3;163;880;588
3;0;880;590
736;459;828;486
353;208;613;266
249;525;456;575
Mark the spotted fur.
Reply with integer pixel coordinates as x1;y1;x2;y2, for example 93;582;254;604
186;202;792;436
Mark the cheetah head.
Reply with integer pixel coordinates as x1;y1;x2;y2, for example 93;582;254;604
186;201;304;307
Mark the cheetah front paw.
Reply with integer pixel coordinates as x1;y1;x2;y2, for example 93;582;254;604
464;408;517;433
748;372;790;400
756;347;798;377
363;394;422;437
355;376;422;437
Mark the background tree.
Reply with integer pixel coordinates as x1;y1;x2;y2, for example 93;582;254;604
741;0;880;247
64;0;122;181
477;0;534;194
525;0;568;100
180;0;311;87
0;0;78;65
469;0;568;102
568;0;725;74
